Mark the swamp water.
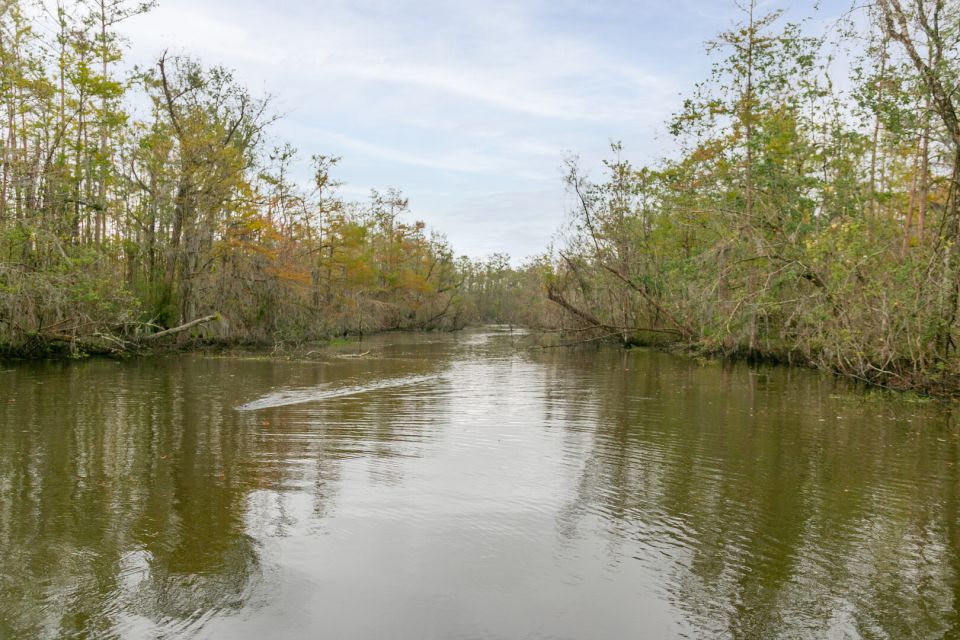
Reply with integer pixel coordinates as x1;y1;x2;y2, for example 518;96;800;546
0;328;958;639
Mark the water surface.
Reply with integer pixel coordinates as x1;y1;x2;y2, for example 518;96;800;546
1;329;958;639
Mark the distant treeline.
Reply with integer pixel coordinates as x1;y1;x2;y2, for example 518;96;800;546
0;0;522;355
493;1;960;394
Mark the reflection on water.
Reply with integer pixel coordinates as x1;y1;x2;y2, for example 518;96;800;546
0;329;958;639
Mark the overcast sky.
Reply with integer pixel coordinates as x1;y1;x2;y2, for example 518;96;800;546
119;0;850;261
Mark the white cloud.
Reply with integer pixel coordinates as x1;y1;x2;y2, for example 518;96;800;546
121;0;677;123
117;0;831;259
307;130;526;177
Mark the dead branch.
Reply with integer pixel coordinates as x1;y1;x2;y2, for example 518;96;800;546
141;314;219;341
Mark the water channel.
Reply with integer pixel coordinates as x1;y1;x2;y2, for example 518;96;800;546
1;328;957;639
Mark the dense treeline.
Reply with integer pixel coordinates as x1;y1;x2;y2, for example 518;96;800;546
0;0;478;355
5;0;960;395
499;0;960;394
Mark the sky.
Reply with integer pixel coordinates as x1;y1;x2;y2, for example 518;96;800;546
118;0;852;262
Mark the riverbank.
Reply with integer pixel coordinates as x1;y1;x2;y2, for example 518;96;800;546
5;317;958;400
0;324;457;362
528;327;960;399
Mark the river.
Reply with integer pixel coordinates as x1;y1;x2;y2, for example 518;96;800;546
1;328;957;639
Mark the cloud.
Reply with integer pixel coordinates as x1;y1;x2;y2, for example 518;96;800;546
115;0;829;259
307;131;501;175
417;189;568;260
121;0;678;123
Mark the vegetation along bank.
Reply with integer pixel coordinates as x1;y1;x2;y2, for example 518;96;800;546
2;1;960;395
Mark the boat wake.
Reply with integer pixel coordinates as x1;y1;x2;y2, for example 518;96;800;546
236;374;441;411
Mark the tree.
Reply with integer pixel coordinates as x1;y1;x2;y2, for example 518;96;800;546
147;53;272;324
876;0;960;355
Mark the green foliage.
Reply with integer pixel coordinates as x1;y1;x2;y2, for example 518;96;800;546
0;0;469;355
534;1;960;394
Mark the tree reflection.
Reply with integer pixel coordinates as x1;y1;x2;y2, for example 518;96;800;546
549;350;960;639
0;351;445;639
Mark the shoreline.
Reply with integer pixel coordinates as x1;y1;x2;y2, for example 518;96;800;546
4;324;959;400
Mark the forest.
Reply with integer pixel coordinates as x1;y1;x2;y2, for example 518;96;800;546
511;0;960;395
2;0;960;394
0;0;496;356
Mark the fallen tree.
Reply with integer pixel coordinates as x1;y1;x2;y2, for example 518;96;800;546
140;314;220;342
1;314;222;358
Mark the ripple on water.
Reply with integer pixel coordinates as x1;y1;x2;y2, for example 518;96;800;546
1;335;957;640
235;373;443;411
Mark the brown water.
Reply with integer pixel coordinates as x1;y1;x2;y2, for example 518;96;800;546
1;328;958;639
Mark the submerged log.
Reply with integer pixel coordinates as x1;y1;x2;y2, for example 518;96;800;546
334;350;371;359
